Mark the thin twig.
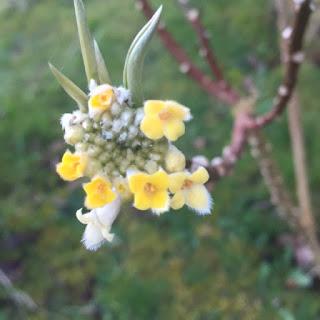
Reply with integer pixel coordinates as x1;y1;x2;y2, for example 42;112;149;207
253;0;312;128
176;0;225;82
135;0;239;105
274;0;320;273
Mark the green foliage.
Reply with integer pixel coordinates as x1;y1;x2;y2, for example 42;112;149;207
0;0;320;319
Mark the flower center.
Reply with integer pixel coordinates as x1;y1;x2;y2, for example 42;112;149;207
182;179;193;189
144;182;157;194
99;90;112;105
158;110;172;121
97;183;106;194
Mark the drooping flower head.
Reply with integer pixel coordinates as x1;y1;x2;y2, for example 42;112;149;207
51;1;213;251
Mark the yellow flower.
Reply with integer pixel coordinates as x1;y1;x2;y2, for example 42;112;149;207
56;150;86;181
140;100;191;141
83;176;116;209
88;84;114;116
169;167;212;215
128;170;170;214
113;177;132;200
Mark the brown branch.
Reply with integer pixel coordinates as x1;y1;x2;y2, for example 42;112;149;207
176;0;225;82
135;0;240;105
253;0;312;128
275;0;320;274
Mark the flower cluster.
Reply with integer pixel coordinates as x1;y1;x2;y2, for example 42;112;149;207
57;83;213;250
53;1;213;251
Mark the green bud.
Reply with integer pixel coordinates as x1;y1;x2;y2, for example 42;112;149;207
85;159;102;177
82;119;93;131
64;125;84;145
87;145;101;157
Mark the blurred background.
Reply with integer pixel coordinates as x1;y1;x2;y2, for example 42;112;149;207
0;0;320;319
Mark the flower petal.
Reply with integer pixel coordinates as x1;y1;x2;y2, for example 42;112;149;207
128;172;149;193
185;185;213;215
81;223;106;251
85;188;116;209
163;119;185;141
133;192;152;211
190;166;209;184
96;195;121;227
150;170;169;190
169;172;187;193
76;208;93;224
144;100;165;116
166;101;191;121
151;191;170;214
140;115;164;140
170;191;185;210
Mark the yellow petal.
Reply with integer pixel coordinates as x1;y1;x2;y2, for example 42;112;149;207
170;191;185;210
169;172;187;193
56;151;86;181
140;115;164;140
56;163;78;181
83;177;116;209
185;185;212;215
190;167;209;184
85;188;116;209
128;173;149;193
62;150;76;162
150;170;169;190
134;192;152;211
89;87;114;110
163;119;185;141
83;177;112;194
144;100;165;116
151;191;169;213
165;101;191;121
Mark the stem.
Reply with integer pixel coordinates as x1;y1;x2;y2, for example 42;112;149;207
273;0;320;273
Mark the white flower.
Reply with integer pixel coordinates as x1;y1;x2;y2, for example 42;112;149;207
76;195;122;251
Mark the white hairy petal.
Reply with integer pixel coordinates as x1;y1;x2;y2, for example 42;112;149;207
80;195;122;251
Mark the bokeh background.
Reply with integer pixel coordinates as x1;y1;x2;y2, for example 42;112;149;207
1;0;320;319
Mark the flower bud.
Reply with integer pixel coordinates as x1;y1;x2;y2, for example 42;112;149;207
95;136;105;146
75;142;88;153
99;152;111;163
85;159;102;177
145;160;158;174
111;103;121;116
87;146;101;158
165;145;186;172
64;126;84;145
82;119;93;131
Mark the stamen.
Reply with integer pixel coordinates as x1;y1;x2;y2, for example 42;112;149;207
144;182;157;194
182;179;193;189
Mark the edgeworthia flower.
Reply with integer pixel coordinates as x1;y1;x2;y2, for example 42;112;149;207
51;0;213;251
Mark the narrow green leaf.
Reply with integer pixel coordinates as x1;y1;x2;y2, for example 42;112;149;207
94;39;112;85
123;6;162;106
49;63;88;111
123;9;158;87
74;0;98;84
